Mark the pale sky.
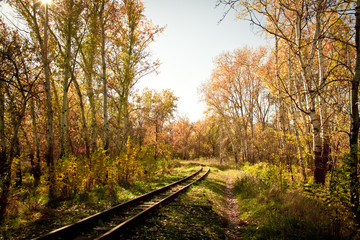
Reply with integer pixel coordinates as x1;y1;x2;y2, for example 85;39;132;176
140;0;265;122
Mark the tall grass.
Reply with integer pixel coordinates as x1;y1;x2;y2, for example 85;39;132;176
233;163;356;240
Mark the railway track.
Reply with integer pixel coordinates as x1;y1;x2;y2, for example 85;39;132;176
34;167;210;240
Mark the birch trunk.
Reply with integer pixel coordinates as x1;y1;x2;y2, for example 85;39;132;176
295;3;326;184
82;59;97;153
119;2;136;153
275;35;286;168
43;3;56;201
30;98;41;187
60;0;73;158
288;51;307;181
81;3;98;153
73;76;90;158
100;0;109;151
293;114;307;181
88;81;97;152
317;23;331;179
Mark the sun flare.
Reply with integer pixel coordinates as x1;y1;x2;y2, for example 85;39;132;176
41;0;52;5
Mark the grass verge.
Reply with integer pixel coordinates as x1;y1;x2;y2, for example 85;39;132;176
232;163;358;240
1;162;201;239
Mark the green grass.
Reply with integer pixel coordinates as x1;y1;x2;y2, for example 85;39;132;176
0;162;202;240
3;159;358;239
120;167;226;240
232;165;357;240
177;160;360;240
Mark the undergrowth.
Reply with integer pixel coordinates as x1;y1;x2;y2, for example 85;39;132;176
233;163;359;240
0;161;196;240
3;158;359;239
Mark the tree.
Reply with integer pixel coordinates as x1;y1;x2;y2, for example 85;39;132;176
78;0;101;154
171;117;193;159
217;0;354;184
349;0;360;222
0;19;39;222
7;0;58;201
0;0;164;221
57;0;84;157
107;0;163;154
99;0;109;151
134;88;178;160
202;46;272;163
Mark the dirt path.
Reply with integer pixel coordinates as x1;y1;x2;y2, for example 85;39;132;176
224;175;242;240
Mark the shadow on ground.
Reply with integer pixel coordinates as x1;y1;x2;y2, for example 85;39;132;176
120;177;226;240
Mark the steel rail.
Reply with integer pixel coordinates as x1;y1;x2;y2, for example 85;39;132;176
97;167;210;240
33;167;203;240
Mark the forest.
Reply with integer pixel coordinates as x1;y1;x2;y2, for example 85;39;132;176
1;0;360;238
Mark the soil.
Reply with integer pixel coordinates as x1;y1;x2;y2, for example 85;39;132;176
224;175;243;240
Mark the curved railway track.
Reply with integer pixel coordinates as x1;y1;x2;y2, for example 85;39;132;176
34;167;210;240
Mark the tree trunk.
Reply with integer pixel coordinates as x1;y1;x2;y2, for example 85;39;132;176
276;35;287;170
299;56;326;184
294;119;307;181
197;136;201;158
14;137;21;187
154;122;158;160
0;100;26;223
43;3;56;202
60;0;74;158
73;76;90;158
293;0;325;184
118;98;130;154
117;106;123;154
317;24;331;180
122;104;130;152
0;78;6;184
100;0;109;151
30;98;41;187
309;109;326;184
88;80;97;153
349;0;360;222
243;123;249;163
230;137;238;164
81;3;98;154
219;125;225;164
290;100;307;181
288;50;307;181
0;79;7;223
225;124;239;164
120;3;136;153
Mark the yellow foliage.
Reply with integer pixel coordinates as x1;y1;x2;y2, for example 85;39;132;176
116;138;142;183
